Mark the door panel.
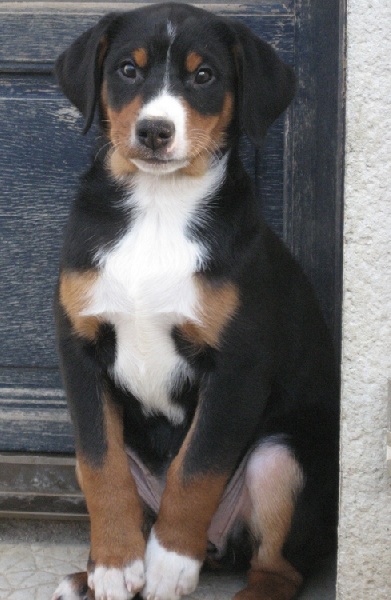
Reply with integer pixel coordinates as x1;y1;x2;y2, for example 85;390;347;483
0;0;344;463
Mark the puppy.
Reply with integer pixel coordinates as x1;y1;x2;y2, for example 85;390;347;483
52;3;339;600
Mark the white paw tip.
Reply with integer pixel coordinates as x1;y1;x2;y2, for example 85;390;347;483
90;562;145;600
125;558;145;593
144;529;201;600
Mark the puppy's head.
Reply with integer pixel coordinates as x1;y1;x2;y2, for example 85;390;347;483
55;3;295;177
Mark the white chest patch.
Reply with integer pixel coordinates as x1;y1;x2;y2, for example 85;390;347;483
83;161;226;423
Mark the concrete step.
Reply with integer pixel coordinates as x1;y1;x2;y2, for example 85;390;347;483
0;521;336;599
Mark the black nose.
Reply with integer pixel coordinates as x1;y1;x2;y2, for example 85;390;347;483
136;119;175;150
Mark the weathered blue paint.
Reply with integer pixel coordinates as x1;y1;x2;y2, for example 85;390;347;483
0;1;344;454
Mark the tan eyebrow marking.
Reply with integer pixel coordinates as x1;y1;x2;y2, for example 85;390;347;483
133;48;148;68
186;51;203;73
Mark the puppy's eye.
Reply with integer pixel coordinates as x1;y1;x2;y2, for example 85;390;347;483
194;66;213;85
119;62;137;79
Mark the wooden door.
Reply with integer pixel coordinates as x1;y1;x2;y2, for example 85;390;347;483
0;0;345;514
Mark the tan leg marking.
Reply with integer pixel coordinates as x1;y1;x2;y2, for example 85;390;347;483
77;396;145;567
155;408;228;560
234;569;301;600
235;444;304;600
59;270;100;340
179;277;239;349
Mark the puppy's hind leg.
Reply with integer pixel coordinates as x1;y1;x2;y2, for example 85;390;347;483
234;440;304;600
52;572;93;600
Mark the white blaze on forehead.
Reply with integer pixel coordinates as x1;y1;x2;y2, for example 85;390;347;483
164;20;176;89
138;92;185;125
131;20;185;160
166;20;176;41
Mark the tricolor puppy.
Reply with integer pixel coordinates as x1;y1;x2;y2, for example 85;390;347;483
53;3;339;600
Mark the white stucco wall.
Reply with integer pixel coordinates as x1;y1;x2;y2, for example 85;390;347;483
337;0;391;597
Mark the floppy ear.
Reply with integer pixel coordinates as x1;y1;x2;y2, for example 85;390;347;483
55;13;118;134
231;21;295;145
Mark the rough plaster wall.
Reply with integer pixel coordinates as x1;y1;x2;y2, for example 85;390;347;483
338;0;391;597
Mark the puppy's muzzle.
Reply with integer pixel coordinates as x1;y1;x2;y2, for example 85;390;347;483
136;119;175;151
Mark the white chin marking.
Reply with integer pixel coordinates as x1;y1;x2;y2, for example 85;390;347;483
90;560;145;600
143;529;201;600
131;159;188;175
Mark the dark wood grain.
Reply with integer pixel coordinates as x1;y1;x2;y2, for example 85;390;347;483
285;0;345;351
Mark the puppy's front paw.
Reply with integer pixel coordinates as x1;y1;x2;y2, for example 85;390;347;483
88;559;145;600
143;529;201;600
